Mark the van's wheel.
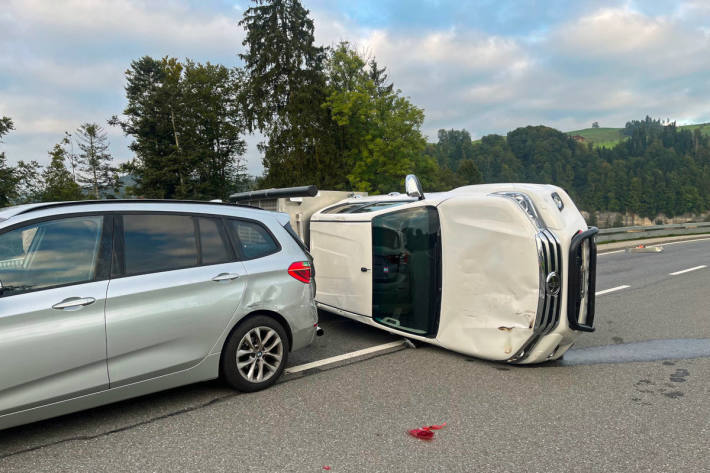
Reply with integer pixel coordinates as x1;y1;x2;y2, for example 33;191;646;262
222;315;290;392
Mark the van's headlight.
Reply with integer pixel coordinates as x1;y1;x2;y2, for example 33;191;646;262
491;192;546;229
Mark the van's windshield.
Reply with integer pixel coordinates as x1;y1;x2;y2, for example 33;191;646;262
371;206;441;337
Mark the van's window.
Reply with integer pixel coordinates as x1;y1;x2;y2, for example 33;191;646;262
372;207;441;337
322;203;366;214
349;201;410;213
123;214;197;275
0;216;103;296
322;201;410;214
228;220;279;260
198;217;232;265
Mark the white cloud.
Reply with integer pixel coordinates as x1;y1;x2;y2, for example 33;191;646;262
0;0;247;169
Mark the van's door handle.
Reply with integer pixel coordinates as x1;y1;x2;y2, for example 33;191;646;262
52;297;96;310
212;273;240;282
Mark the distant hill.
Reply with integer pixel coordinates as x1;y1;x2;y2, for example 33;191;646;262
566;122;710;148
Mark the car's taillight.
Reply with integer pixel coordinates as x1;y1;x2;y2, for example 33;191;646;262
288;261;312;283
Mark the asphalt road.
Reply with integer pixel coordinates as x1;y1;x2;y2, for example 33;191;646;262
1;238;709;472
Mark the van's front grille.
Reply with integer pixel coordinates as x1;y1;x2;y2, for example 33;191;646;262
508;230;562;362
534;230;563;334
567;228;598;332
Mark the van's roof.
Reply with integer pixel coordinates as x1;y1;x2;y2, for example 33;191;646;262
311;183;561;221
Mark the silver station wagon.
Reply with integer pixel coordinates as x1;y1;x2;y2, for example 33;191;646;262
0;200;319;430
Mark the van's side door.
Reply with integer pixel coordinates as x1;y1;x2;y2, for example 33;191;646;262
0;215;111;415
310;220;372;317
105;213;247;387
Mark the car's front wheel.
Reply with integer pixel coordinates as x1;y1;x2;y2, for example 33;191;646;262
222;315;290;392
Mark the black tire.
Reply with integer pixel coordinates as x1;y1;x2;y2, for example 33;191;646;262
221;315;290;392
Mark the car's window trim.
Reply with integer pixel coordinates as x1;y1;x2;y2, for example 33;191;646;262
0;213;113;298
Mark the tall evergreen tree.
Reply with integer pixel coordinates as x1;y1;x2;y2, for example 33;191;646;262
239;0;332;187
75;123;115;199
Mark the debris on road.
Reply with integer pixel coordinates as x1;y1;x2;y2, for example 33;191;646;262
408;422;447;440
627;244;663;253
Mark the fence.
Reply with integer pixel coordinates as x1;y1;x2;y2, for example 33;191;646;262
598;222;710;242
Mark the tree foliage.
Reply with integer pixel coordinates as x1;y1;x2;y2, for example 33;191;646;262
43;143;83;201
464;120;710;218
75;123;116;199
112;56;248;199
0;117;17;207
322;43;431;193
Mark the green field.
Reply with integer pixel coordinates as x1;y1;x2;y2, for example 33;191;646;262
566;127;624;148
566;122;710;148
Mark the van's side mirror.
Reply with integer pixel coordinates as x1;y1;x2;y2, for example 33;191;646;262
0;280;4;297
405;174;425;200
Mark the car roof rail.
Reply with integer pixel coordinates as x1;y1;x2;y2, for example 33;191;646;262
14;199;267;217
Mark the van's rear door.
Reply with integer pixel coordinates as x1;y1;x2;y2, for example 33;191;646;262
310;220;372;317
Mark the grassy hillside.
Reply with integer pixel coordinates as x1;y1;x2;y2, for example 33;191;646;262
566;127;624;148
567;122;710;148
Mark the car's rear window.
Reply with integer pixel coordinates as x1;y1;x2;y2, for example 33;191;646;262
228;219;280;260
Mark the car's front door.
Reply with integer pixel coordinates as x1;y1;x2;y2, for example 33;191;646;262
105;213;247;387
0;215;111;415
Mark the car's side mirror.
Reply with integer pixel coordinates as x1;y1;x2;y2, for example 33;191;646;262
405;174;425;200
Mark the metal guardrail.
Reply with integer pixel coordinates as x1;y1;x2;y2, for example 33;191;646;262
598;222;710;241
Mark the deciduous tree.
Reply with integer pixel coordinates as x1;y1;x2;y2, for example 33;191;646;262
43;142;83;201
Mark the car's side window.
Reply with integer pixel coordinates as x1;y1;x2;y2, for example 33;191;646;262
197;217;232;265
227;219;279;260
122;214;198;276
0;216;104;297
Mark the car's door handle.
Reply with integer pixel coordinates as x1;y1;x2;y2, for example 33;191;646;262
52;297;96;310
212;273;241;282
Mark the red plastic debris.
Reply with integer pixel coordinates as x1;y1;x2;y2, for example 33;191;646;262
408;428;435;440
322;467;331;471
422;422;447;431
408;422;446;440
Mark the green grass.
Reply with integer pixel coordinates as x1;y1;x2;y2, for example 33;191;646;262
679;122;710;136
566;127;625;148
566;122;710;148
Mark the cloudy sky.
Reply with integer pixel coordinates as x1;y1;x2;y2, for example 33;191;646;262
1;0;709;175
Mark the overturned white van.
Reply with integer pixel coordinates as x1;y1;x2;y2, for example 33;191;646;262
309;176;597;364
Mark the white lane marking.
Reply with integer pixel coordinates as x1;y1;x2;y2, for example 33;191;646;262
661;237;710;247
285;340;406;374
598;250;625;256
595;285;630;296
669;265;707;276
